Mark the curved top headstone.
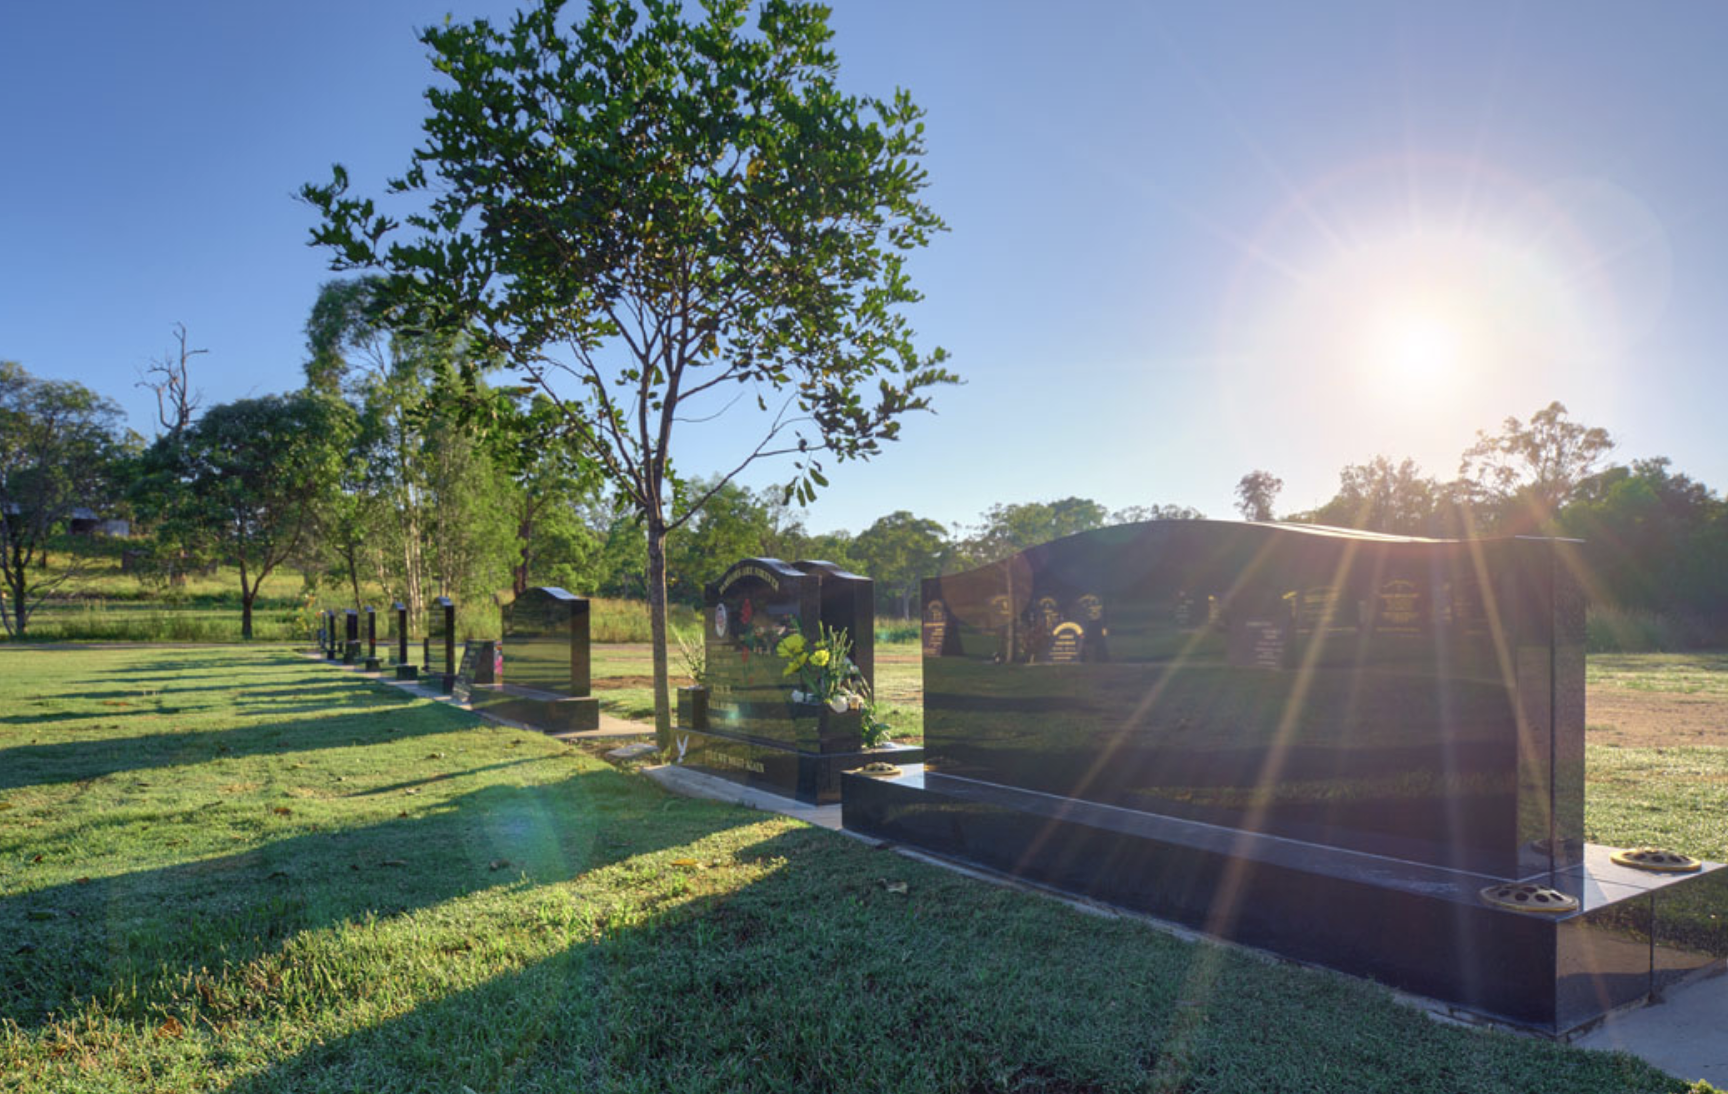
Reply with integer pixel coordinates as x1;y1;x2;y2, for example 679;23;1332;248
504;587;591;696
919;519;1584;878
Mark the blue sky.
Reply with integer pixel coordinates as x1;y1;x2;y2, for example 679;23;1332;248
4;1;1725;535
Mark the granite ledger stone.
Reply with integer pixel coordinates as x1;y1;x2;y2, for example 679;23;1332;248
841;519;1725;1034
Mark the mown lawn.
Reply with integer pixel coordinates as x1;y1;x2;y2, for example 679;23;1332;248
0;646;1717;1093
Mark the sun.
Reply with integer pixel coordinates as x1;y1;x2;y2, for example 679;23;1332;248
1362;300;1468;388
1209;156;1664;472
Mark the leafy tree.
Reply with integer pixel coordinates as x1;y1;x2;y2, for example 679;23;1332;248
1300;456;1440;535
852;509;947;617
151;393;350;638
1233;470;1283;522
1111;503;1204;524
959;498;1109;566
1458;401;1613;533
303;0;954;741
1560;457;1728;626
0;362;130;636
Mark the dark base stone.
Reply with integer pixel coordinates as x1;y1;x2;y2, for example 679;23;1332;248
364;657;382;672
438;673;457;695
841;766;1728;1035
673;723;923;805
468;683;601;733
395;664;419;681
343;642;360;665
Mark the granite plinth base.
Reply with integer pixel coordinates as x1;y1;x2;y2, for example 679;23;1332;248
842;767;1728;1035
672;723;923;805
364;657;382;671
469;683;601;733
395;664;419;681
343;642;360;665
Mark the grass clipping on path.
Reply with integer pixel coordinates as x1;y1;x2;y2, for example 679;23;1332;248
0;647;1704;1093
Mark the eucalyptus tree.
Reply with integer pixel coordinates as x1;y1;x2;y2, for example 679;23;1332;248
303;0;954;741
0;362;130;637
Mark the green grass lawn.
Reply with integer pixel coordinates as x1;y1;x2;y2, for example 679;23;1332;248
0;647;1719;1092
1587;652;1728;696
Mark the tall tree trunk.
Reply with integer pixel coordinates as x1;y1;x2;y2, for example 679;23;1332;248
346;543;362;612
515;507;533;596
646;513;672;749
239;559;254;640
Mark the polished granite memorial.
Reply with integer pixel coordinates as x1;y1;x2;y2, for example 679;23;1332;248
466;587;600;733
362;606;381;671
342;609;360;664
841;520;1726;1034
425;596;456;694
672;558;920;804
391;602;418;681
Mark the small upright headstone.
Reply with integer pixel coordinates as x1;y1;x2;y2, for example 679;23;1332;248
429;596;456;694
325;609;341;660
363;606;381;671
466;588;599;732
343;609;360;664
392;601;417;681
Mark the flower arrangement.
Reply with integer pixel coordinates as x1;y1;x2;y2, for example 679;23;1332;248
773;622;896;747
776;623;861;711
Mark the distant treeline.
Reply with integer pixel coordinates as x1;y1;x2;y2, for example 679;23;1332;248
5;346;1723;644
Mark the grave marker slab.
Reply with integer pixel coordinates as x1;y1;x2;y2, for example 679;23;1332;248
669;558;919;803
392;601;418;681
842;520;1726;1035
466;588;599;732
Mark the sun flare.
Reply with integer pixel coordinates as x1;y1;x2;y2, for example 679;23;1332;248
1214;159;1666;470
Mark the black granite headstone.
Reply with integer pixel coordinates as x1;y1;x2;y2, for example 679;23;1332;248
670;558;919;804
465;588;599;732
363;607;380;671
428;596;456;693
842;519;1727;1036
343;609;360;664
392;601;417;681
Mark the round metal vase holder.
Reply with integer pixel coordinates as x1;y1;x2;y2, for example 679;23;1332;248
848;761;904;779
1478;882;1580;914
1610;847;1703;873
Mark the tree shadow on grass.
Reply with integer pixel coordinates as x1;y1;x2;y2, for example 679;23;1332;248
0;681;373;728
0;698;473;790
0;766;765;1031
200;822;1690;1094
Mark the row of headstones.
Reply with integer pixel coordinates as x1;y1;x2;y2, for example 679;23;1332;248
316;589;589;701
317;599;456;683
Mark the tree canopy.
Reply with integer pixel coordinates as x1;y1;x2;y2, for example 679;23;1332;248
302;0;954;740
0;362;131;636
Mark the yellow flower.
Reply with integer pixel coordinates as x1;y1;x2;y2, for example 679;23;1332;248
810;649;830;667
776;634;805;659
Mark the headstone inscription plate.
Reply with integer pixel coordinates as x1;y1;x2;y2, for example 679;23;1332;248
671;559;920;804
452;643;480;703
843;520;1727;1035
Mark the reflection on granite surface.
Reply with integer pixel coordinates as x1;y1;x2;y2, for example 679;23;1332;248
921;521;1584;876
503;587;591;697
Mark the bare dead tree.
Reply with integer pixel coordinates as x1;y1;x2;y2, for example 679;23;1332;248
137;322;206;437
